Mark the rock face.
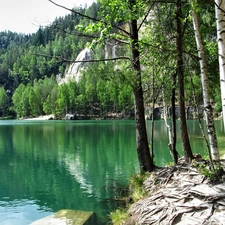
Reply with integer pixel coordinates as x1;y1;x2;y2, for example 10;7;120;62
64;113;76;120
145;106;203;120
58;48;92;84
30;209;96;225
104;41;119;59
59;41;120;85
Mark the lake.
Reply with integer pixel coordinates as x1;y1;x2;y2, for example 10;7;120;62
0;120;224;224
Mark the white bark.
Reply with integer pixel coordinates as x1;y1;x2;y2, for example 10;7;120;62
162;89;173;152
215;0;225;129
190;0;220;160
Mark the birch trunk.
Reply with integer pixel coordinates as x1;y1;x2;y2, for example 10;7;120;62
190;0;220;160
162;87;178;164
172;71;177;162
215;0;225;129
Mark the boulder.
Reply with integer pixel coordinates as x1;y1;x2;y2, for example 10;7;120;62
64;114;76;120
30;209;96;225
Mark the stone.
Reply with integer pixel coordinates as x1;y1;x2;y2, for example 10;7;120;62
64;114;76;120
30;209;96;225
58;48;92;84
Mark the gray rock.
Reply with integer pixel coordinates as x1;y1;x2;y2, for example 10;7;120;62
59;48;92;84
30;209;96;225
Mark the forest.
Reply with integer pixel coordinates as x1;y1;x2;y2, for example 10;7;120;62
0;0;225;170
0;2;135;120
0;1;222;119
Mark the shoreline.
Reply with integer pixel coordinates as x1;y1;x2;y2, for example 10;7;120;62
23;114;54;120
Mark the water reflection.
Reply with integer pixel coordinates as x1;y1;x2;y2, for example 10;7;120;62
0;200;50;225
63;153;94;196
0;120;224;224
147;120;225;163
0;120;139;224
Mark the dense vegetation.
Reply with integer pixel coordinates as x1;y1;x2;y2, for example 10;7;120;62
0;1;221;120
0;3;133;119
0;0;224;171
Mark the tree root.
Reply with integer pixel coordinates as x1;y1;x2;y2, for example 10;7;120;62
126;160;225;224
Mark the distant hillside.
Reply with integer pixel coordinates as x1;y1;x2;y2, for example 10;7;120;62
0;2;100;92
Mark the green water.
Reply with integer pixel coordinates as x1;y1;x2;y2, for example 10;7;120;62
0;120;224;224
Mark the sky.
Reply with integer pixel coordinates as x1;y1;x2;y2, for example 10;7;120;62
0;0;95;34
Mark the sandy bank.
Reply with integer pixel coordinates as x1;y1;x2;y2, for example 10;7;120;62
23;114;54;120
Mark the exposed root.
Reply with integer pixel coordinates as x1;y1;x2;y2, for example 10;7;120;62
125;159;225;225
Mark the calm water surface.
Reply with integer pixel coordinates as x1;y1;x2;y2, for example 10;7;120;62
0;120;224;224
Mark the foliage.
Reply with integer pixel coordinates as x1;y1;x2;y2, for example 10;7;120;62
129;173;149;201
109;208;129;225
109;173;149;224
0;0;221;118
0;86;9;117
0;1;223;124
12;77;58;118
0;2;137;119
192;159;224;182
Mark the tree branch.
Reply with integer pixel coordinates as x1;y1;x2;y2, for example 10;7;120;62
52;24;129;45
52;25;98;39
32;52;130;63
138;1;156;31
215;1;225;14
48;0;130;36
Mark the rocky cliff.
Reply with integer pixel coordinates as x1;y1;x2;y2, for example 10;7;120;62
58;47;92;84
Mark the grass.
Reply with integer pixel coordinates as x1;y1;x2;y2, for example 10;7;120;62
109;172;149;225
109;208;129;225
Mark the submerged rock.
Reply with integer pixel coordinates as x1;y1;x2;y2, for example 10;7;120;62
30;209;96;225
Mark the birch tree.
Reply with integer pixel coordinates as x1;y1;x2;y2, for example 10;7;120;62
189;0;220;160
215;0;225;129
162;85;179;164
